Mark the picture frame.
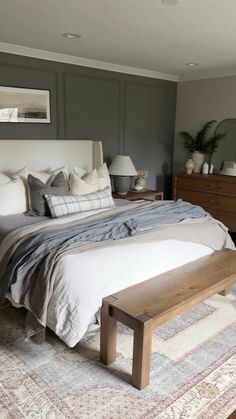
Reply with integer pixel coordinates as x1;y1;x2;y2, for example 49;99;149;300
0;86;51;123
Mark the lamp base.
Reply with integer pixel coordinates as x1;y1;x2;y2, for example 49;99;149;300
114;176;131;195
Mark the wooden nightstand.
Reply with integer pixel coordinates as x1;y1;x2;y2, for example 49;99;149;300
112;189;163;201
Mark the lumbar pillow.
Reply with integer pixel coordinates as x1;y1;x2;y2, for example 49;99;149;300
0;179;27;215
28;171;68;216
0;172;11;184
70;169;99;195
45;187;115;218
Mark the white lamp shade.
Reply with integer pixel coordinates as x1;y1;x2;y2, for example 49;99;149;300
108;155;137;176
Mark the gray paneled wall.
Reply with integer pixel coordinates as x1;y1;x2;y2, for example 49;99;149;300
0;52;176;196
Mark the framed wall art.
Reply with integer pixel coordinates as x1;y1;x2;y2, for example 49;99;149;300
0;86;51;123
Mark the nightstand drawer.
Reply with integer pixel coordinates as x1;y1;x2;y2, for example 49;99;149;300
176;189;217;209
176;177;217;192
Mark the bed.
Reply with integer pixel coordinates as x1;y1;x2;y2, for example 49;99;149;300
0;140;235;348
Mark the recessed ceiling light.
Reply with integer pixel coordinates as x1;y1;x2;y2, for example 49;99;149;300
186;63;199;67
62;33;82;39
161;0;181;5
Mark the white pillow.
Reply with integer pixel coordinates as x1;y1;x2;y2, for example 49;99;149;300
70;169;99;195
30;169;50;183
97;163;111;190
13;167;69;209
45;187;115;218
48;166;69;183
12;166;29;181
13;167;50;210
0;179;27;215
71;166;87;178
70;164;111;195
13;166;50;183
14;166;69;184
0;172;11;184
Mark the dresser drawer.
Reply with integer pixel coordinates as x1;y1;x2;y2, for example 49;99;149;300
217;181;236;197
176;177;217;192
176;189;217;209
216;210;236;232
216;195;236;213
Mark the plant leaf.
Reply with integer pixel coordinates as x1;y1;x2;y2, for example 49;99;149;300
204;132;226;154
179;131;196;152
195;120;216;150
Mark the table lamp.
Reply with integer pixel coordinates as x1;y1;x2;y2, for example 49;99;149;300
109;155;137;194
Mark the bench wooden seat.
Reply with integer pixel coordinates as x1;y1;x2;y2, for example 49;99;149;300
100;249;236;390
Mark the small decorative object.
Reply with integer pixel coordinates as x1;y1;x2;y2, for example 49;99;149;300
220;161;236;176
179;120;226;174
185;158;194;174
202;162;209;175
134;170;149;190
209;163;214;174
108;155;137;195
0;86;51;123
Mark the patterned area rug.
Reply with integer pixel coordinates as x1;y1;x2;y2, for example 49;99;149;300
0;287;236;419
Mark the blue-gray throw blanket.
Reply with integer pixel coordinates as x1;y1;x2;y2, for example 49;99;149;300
0;200;208;297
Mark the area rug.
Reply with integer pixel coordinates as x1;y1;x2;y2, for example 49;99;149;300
0;287;235;419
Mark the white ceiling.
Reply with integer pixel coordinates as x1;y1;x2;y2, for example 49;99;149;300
1;0;236;81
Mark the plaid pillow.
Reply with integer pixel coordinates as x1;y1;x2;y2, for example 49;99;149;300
45;187;115;218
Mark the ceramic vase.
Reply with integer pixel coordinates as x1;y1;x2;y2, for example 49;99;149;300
202;162;209;174
185;158;194;174
192;151;205;173
135;178;146;190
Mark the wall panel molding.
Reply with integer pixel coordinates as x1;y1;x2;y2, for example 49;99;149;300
0;51;177;197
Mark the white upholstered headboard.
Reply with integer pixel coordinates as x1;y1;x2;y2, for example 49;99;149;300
0;140;103;173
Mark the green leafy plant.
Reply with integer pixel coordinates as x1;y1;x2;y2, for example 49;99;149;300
179;120;226;154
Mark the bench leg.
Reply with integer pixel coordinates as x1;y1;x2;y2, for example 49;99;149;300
132;314;153;390
219;286;231;296
100;299;117;365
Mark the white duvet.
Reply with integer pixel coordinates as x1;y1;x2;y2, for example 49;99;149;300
4;203;234;348
46;237;213;347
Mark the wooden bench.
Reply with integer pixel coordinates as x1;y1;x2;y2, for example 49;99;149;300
100;249;236;390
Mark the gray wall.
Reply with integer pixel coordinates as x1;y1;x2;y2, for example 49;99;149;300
174;76;236;173
0;52;176;196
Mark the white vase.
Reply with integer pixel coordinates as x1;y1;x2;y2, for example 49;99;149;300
185;158;194;174
202;162;209;175
209;163;214;174
192;151;205;173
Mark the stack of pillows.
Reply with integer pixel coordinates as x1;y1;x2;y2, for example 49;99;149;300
0;163;114;218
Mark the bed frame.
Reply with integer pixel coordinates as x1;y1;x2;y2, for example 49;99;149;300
0;139;103;173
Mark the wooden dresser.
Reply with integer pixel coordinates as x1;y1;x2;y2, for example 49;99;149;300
174;173;236;233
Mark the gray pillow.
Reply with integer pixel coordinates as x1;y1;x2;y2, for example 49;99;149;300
28;171;68;216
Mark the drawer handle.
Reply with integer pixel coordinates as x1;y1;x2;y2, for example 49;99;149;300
208;184;215;188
